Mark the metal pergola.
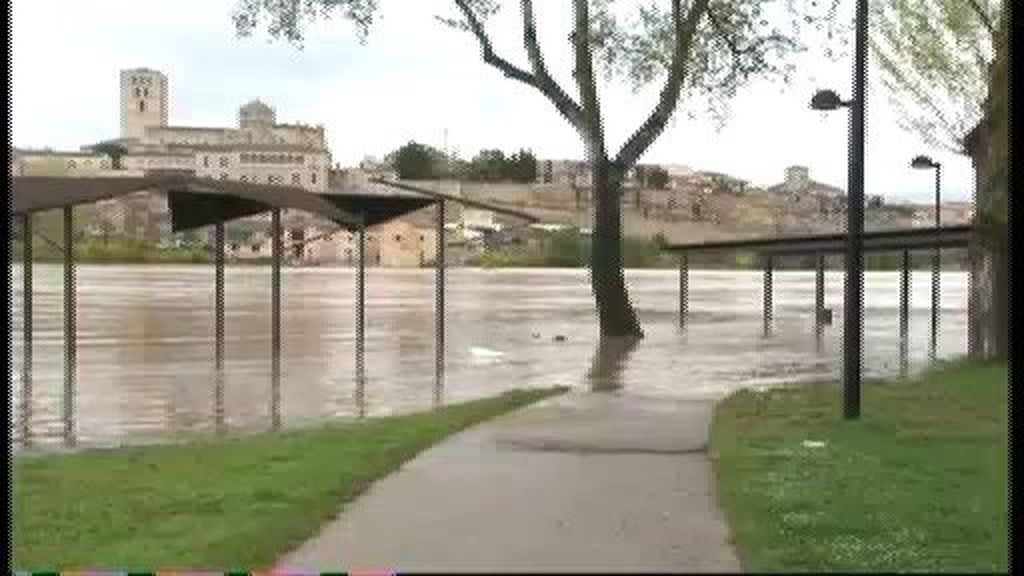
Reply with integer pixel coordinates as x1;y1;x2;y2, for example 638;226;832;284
11;174;539;448
663;224;974;380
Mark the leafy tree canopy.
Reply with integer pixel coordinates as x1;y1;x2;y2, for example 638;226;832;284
870;0;1002;152
233;0;845;141
386;141;449;180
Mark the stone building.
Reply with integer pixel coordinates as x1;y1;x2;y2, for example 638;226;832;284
535;158;600;192
14;67;435;267
301;220;437;267
112;68;331;192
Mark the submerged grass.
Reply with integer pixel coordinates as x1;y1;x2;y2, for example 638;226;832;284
12;387;567;570
710;360;1008;572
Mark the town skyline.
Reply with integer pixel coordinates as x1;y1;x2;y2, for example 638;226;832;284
13;0;977;203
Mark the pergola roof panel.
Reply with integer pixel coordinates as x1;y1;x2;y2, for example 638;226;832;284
10;175;361;231
321;193;436;228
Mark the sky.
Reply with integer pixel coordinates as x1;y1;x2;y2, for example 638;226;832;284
11;0;979;203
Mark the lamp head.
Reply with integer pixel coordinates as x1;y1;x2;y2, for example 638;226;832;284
810;90;848;111
911;155;939;169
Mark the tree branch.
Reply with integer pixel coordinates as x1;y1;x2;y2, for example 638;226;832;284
704;5;742;59
615;0;710;169
452;1;541;89
520;0;587;132
963;0;996;37
572;0;604;155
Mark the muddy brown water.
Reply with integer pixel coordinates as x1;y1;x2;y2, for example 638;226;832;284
7;265;968;450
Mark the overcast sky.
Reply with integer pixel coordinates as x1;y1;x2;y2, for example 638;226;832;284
12;0;977;203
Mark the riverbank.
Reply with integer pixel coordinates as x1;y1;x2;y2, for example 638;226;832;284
11;387;566;570
709;360;1008;572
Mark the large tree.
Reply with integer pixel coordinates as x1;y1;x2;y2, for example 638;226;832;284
872;0;1007;358
232;0;839;338
870;0;1002;152
387;141;449;180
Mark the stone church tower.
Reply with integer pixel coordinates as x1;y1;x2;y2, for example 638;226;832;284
120;68;168;139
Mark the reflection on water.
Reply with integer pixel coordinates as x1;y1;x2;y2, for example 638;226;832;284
7;264;968;450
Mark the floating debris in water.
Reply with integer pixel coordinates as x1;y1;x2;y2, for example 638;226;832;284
470;346;504;358
802;440;827;449
553;335;567;342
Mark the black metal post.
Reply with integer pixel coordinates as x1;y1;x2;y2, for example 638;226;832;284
435;201;446;408
63;206;76;447
21;213;33;447
930;166;941;363
843;0;868;419
271;209;282;431
815;253;825;352
900;249;910;378
355;223;366;418
679;254;689;328
763;254;773;338
214;223;225;433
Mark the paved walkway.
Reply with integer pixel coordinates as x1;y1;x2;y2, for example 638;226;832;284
277;392;742;572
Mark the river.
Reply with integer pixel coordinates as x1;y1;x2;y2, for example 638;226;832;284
7;265;969;450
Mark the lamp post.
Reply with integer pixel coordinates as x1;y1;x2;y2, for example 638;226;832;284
912;154;942;363
810;0;868;421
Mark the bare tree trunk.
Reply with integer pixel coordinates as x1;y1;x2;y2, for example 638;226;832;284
991;243;1007;358
590;158;643;338
587;336;641;391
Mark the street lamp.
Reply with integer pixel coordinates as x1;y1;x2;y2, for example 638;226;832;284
808;0;868;421
911;154;942;363
810;89;852;111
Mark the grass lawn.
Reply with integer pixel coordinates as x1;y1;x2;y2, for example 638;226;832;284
12;387;567;570
710;360;1008;572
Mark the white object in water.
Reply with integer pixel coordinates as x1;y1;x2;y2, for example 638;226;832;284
470;346;505;358
801;440;827;449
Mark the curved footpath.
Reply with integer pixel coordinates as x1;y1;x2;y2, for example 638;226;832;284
277;391;741;572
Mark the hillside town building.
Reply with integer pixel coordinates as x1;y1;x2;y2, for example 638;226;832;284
12;68;438;267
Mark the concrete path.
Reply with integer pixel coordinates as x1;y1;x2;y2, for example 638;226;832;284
277;392;742;573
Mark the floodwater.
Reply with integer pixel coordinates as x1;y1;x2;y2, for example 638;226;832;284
7;265;968;450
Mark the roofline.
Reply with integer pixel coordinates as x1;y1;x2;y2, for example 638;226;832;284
168;143;328;153
663;225;974;254
14;150;106;158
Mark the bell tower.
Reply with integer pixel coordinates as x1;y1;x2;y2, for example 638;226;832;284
120;68;168;139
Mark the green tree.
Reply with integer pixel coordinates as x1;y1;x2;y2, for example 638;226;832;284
470;148;508;181
388;141;447;180
233;0;842;338
647;166;670;189
508;148;538;182
873;0;1007;357
871;0;1002;152
544;227;588;267
975;7;1007;358
89;141;129;170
